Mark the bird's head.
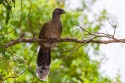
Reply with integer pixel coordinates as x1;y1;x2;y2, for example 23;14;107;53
52;8;66;18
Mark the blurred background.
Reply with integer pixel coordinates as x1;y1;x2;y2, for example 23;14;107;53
0;0;125;83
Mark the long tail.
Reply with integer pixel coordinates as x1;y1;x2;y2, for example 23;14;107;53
36;47;51;80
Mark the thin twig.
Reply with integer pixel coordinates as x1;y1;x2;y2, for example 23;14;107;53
62;36;95;61
107;18;117;28
76;25;92;35
2;65;35;82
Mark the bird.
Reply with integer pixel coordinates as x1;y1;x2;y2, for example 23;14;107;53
36;8;66;80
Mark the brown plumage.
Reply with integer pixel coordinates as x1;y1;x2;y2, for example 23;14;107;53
36;8;66;80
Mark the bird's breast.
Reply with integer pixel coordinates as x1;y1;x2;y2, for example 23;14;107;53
44;23;62;39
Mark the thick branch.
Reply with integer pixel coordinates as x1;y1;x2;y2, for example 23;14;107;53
5;37;125;48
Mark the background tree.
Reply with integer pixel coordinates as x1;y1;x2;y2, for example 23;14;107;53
0;0;121;83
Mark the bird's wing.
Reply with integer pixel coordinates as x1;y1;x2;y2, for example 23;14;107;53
39;21;51;38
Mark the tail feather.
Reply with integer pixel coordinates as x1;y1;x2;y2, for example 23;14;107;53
36;47;51;80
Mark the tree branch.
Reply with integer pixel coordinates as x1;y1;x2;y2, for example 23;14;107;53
5;37;125;48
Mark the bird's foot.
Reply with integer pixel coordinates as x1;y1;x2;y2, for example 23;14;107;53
47;38;58;44
46;38;53;44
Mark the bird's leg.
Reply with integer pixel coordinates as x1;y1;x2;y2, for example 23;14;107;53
47;38;53;44
46;38;57;47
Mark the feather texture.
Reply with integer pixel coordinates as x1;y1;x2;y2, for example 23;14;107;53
36;8;66;80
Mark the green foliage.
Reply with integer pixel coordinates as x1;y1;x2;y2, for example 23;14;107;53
0;0;121;83
0;0;15;24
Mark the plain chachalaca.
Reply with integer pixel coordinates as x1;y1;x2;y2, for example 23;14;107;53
36;8;66;80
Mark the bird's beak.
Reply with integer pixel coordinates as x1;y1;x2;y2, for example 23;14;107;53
59;10;66;15
61;10;66;14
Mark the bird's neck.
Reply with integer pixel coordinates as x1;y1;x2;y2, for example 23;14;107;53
52;16;61;23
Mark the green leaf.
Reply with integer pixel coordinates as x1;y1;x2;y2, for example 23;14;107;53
12;0;15;7
0;0;3;4
5;4;12;24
